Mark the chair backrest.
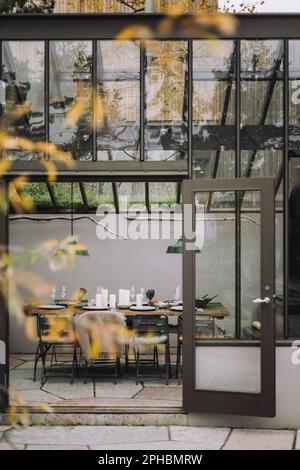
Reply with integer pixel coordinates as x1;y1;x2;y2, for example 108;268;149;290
177;315;183;339
177;315;214;339
37;314;74;337
132;314;168;338
195;316;214;338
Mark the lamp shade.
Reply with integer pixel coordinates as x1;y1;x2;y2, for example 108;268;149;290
55;236;90;257
166;238;201;254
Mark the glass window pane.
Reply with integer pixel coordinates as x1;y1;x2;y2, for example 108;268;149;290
51;183;83;211
84;182;115;210
49;41;93;161
118;182;146;212
195;189;262;394
193;40;235;178
2;41;45;160
240;40;284;179
9;182;52;212
149;182;179;210
288;41;300;338
145;40;188;161
241;40;284;337
97;40;140;161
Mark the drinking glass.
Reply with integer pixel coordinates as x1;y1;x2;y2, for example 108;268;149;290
130;286;136;304
61;285;66;301
50;286;57;304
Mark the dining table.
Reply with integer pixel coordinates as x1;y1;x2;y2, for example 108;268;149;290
24;302;230;338
24;302;229;318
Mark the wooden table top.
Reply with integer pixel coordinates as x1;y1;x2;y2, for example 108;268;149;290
24;302;230;319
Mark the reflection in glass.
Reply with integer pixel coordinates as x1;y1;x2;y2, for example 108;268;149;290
192;40;235;178
241;40;284;337
145;41;188;161
195;190;261;393
97;41;140;161
241;40;283;185
10;182;52;211
287;41;300;338
49;41;93;160
84;183;115;210
51;183;83;211
2;41;45;160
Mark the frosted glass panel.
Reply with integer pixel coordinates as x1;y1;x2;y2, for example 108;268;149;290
195;347;261;393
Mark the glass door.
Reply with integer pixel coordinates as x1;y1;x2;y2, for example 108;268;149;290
182;178;275;417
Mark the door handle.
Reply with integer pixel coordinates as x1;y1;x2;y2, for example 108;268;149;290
252;297;271;305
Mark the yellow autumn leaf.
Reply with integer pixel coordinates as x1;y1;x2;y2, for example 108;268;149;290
41;160;57;182
115;25;152;41
65;96;89;128
0;160;11;176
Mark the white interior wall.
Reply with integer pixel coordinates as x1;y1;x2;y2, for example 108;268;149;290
9;216;181;353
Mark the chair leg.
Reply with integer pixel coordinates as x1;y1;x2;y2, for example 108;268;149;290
75;348;79;377
50;346;54;367
53;346;57;364
84;359;89;384
134;346;139;385
165;342;170;386
154;345;159;370
125;342;129;372
178;343;182;385
114;354;119;385
71;347;77;384
176;341;181;379
33;342;41;382
40;344;48;386
117;355;122;379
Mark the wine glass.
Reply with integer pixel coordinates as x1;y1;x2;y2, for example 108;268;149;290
61;285;67;301
50;286;57;304
130;286;136;304
140;287;146;304
174;286;181;303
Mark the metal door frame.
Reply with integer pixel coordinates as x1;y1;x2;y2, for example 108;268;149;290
182;177;275;417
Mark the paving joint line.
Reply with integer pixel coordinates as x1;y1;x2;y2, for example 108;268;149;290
220;427;233;450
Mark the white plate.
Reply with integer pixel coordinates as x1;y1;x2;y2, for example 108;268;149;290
169;301;182;307
129;306;157;312
38;305;66;310
117;304;131;309
82;306;110;311
170;306;183;312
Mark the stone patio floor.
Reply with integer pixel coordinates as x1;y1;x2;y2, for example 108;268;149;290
9;354;182;409
0;425;299;450
6;355;299;451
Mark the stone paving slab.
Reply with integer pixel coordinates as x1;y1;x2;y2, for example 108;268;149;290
143;379;182;388
7;425;169;446
134;387;182;402
9;369;42;391
95;380;143;399
169;426;230;450
42;378;94;400
295;430;300;450
9;357;25;370
223;429;295;450
9;389;60;405
0;443;25;450
53;397;182;408
13;361;42;370
26;445;89;450
91;441;206;450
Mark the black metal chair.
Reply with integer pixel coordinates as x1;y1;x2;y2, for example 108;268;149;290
132;314;170;385
176;315;214;384
34;313;79;385
74;311;124;385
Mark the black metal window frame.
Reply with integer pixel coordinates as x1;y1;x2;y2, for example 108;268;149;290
0;13;300;343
